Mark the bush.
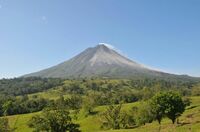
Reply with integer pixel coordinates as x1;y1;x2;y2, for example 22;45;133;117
150;91;186;124
28;107;80;132
100;104;135;130
134;102;154;126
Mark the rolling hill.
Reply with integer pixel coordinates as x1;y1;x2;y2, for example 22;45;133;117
7;96;200;132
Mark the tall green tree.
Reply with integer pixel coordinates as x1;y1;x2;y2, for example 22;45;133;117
28;108;80;132
100;104;134;129
150;91;186;124
150;93;165;124
101;104;122;129
134;102;154;126
164;92;185;124
2;101;12;116
82;94;96;115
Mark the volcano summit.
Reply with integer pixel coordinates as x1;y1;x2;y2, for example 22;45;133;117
24;44;192;79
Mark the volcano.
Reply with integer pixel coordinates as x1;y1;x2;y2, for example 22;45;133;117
23;44;193;79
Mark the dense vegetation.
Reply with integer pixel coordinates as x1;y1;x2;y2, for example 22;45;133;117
1;96;199;132
0;95;51;116
0;77;63;96
28;106;80;132
0;77;200;131
0;77;198;116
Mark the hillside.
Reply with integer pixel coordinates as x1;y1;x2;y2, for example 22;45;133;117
1;78;200;132
7;96;200;132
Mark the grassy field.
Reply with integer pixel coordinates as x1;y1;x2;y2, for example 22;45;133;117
7;96;200;132
28;88;70;100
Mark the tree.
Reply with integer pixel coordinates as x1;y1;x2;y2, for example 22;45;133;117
28;107;80;132
82;94;96;115
183;97;191;107
2;101;12;116
101;104;122;129
191;84;200;96
55;95;66;109
150;94;165;124
134;102;154;126
100;104;134;129
141;87;154;101
0;101;12;132
66;95;82;110
150;91;186;124
164;92;185;124
91;82;99;91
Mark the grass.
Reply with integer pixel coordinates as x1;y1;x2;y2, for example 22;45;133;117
7;96;200;132
28;87;70;100
7;112;39;132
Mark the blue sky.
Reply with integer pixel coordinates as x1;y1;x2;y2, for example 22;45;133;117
0;0;200;78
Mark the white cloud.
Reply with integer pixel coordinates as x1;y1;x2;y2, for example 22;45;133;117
98;43;129;57
99;43;115;50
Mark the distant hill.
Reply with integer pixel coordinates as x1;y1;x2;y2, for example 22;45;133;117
23;44;198;80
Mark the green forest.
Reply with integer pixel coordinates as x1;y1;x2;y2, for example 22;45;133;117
0;77;200;131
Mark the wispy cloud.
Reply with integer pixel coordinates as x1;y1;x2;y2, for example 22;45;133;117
99;43;128;57
41;16;48;23
0;5;2;9
99;43;115;50
42;16;47;21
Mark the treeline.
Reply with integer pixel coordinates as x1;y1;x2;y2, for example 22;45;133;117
100;91;190;130
0;95;51;116
0;93;84;116
0;77;63;96
0;77;199;116
0;91;190;132
0;77;199;131
60;78;199;105
27;91;190;131
0;77;198;97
